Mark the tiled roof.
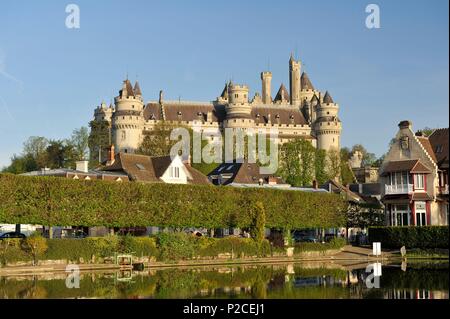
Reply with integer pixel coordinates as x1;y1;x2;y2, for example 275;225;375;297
301;72;315;91
380;159;432;175
429;128;449;167
220;83;228;100
103;152;210;184
144;102;226;122
251;107;307;125
323;91;334;104
134;81;142;96
274;84;290;103
208;161;283;185
416;136;438;163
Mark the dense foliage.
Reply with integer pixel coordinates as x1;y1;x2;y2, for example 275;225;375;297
368;226;449;249
0;174;346;229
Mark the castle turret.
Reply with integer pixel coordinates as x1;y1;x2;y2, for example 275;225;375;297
289;54;301;105
224;82;253;128
111;79;145;154
261;71;272;104
94;101;114;123
313;91;342;151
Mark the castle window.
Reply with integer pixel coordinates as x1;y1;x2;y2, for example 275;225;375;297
235;94;238;98
132;105;135;109
121;131;126;141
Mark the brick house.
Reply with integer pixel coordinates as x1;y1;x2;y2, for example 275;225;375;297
379;121;448;226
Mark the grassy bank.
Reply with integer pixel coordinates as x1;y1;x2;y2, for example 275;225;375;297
0;234;346;266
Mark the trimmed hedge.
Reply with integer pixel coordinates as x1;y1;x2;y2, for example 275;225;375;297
294;237;346;254
0;174;346;229
368;226;449;249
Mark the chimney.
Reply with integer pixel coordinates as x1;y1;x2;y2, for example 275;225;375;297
312;179;318;189
76;160;89;173
398;120;412;130
207;111;213;122
159;90;164;104
109;145;115;163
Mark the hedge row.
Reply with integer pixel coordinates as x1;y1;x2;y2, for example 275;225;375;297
368;226;449;249
0;236;158;265
0;174;346;229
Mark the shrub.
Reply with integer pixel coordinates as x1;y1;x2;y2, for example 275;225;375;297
120;235;158;257
294;237;346;254
156;232;197;261
368;226;449;249
23;234;48;265
0;239;30;265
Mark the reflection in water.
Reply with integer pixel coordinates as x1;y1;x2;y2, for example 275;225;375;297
0;261;448;299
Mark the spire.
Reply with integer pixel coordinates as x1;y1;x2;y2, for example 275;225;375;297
274;84;290;103
220;82;229;100
289;52;294;63
120;79;135;98
323;91;334;104
301;72;315;91
134;81;142;96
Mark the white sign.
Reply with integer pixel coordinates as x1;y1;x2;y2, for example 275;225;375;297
373;242;381;256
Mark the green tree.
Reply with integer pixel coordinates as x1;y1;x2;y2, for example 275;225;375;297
137;122;178;157
23;234;48;266
1;154;37;174
70;127;89;161
88;120;111;166
327;148;341;182
314;149;329;185
340;148;355;185
278;139;315;187
251;202;266;253
23;136;49;168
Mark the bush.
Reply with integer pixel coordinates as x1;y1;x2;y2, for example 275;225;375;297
120;235;158;258
156;232;197;261
0;239;30;265
368;226;449;249
23;234;48;265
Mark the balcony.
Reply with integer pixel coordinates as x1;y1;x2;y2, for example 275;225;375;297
385;184;413;195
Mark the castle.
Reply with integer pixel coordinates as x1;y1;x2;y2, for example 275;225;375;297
92;54;342;161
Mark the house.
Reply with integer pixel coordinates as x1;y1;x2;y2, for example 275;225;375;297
208;161;287;186
102;152;210;185
379;121;449;226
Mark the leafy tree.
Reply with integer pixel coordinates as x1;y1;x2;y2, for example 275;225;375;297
88;120;111;166
23;233;48;266
23;136;49;168
314;149;329;185
70;127;89;161
278;139;315;187
417;127;435;137
137;122;176;157
327;148;341;182
1;154;37;174
45;140;66;169
251;202;266;252
340;148;355;185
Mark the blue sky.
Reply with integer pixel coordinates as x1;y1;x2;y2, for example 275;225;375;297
0;0;448;168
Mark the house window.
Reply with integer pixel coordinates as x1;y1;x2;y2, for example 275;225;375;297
170;166;180;178
414;174;425;190
392;204;410;226
415;201;427;226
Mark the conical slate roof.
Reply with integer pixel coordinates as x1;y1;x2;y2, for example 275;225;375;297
134;81;142;96
323;91;334;104
120;79;135;98
274;84;290;103
220;83;229;99
301;72;314;91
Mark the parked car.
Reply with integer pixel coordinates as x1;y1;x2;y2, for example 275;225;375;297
292;232;317;243
0;232;26;239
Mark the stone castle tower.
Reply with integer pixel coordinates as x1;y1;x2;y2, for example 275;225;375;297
91;54;342;163
111;80;145;154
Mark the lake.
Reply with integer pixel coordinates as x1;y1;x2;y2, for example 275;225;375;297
0;260;448;299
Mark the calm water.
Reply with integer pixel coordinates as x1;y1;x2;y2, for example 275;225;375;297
0;261;448;299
